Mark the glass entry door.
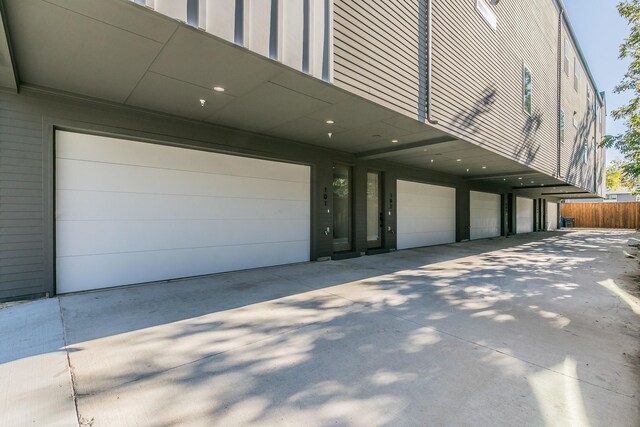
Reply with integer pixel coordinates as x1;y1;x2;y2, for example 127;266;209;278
332;165;352;252
367;171;383;248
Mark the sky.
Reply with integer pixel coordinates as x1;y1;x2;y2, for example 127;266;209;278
563;0;631;165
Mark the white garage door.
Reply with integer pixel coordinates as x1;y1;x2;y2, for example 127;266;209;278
547;202;558;230
470;191;501;240
397;180;456;250
55;131;310;294
516;197;534;234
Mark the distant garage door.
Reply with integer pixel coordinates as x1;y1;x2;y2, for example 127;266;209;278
55;131;311;294
470;191;501;240
516;197;534;233
397;180;456;250
547;202;558;230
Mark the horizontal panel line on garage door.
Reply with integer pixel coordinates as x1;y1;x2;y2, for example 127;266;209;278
55;188;309;202
57;239;310;258
56;157;309;185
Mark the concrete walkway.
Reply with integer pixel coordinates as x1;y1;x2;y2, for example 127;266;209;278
2;230;639;426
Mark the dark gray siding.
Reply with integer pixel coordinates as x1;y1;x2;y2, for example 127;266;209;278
0;88;511;300
0;96;46;299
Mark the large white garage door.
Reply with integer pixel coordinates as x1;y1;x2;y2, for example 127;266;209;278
55;131;311;294
516;197;534;234
470;191;501;240
547;202;558;230
397;180;456;250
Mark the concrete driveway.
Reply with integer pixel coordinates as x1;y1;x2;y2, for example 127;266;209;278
2;230;640;426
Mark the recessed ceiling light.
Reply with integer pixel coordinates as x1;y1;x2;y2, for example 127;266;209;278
392;139;399;143
456;159;462;162
199;99;206;107
482;166;487;169
518;177;522;180
328;132;333;139
213;86;225;92
466;168;470;172
423;149;428;152
530;181;534;184
503;178;506;181
430;159;434;163
326;120;334;124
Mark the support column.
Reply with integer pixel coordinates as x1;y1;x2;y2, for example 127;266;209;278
384;173;397;250
312;159;334;260
353;162;368;255
456;184;470;242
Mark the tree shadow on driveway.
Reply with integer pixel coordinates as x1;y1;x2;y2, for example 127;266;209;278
12;230;640;426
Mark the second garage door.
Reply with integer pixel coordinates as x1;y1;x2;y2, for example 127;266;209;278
516;197;534;233
55;131;311;294
397;180;456;250
547;202;558;230
470;191;501;240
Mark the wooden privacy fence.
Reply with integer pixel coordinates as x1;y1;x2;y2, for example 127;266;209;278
560;202;640;229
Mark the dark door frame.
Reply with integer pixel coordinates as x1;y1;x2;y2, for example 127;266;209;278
366;170;384;249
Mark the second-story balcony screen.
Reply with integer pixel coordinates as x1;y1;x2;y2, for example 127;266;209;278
134;0;333;82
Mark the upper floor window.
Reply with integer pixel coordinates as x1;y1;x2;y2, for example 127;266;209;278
583;142;588;163
559;110;565;143
476;0;497;30
564;38;570;76
574;57;579;91
573;112;578;128
523;64;532;115
587;89;591;110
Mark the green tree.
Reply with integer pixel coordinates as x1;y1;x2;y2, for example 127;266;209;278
606;160;639;191
603;1;640;180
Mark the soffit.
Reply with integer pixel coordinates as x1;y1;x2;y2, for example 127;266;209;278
3;0;595;195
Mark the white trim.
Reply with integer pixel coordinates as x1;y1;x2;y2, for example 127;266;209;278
522;63;532;116
476;0;497;30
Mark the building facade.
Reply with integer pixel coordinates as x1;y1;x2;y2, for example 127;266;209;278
0;0;605;300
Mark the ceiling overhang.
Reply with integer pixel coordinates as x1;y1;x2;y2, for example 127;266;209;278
2;0;598;198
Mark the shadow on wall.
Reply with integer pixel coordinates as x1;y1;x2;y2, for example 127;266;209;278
564;108;595;190
42;230;640;424
513;108;543;166
451;86;497;133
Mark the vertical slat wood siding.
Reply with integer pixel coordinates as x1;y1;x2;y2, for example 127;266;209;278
561;202;640;229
